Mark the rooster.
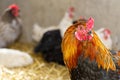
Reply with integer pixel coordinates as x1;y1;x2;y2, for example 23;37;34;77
62;17;120;80
0;4;22;48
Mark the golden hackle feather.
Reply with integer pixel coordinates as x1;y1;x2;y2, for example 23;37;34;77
92;31;116;71
62;19;87;69
62;26;80;69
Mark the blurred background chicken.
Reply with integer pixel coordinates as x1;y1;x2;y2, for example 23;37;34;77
0;48;33;68
34;29;64;65
58;7;74;37
32;7;74;42
95;28;112;50
0;4;22;48
62;17;120;80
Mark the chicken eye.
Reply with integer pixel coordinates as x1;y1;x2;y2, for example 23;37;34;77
88;31;92;35
72;20;77;24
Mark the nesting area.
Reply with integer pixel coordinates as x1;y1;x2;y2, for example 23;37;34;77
0;42;70;80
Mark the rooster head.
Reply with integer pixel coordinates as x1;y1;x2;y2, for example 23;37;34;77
8;4;20;17
75;17;94;41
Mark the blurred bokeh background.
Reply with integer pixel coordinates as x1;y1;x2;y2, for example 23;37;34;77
0;1;120;80
0;0;119;47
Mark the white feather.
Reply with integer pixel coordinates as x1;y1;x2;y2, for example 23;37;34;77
0;48;33;68
32;23;58;42
58;12;73;37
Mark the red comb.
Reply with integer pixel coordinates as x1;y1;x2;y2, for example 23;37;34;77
68;7;74;18
104;28;111;34
87;17;94;31
8;4;19;10
8;4;19;17
69;7;74;12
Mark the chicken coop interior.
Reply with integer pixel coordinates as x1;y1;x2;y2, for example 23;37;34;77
0;0;120;80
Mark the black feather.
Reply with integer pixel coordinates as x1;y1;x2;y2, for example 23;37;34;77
34;29;65;65
70;55;120;80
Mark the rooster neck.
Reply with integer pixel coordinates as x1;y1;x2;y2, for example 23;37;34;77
62;27;116;71
1;10;16;23
62;26;94;69
62;35;95;69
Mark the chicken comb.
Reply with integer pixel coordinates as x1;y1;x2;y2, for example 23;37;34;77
68;7;74;12
8;4;19;11
87;17;94;31
104;28;111;35
68;7;74;18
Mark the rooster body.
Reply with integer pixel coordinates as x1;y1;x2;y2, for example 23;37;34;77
62;18;120;80
0;4;22;48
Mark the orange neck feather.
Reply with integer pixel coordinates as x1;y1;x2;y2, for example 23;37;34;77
62;26;83;69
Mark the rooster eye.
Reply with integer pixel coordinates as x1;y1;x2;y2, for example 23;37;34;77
73;20;77;24
88;31;92;35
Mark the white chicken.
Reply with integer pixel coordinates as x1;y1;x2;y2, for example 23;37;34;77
32;7;74;42
95;28;112;49
0;48;33;68
0;4;22;48
58;7;74;37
